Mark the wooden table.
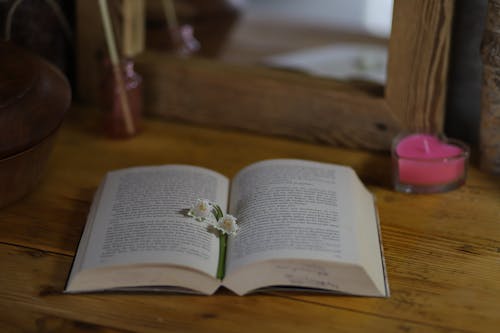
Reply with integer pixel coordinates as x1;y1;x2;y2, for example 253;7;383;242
1;106;499;332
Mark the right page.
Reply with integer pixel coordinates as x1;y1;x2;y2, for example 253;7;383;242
223;159;389;297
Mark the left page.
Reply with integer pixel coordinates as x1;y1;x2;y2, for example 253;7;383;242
65;165;229;294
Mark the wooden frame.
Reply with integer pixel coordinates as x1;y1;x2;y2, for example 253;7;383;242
78;0;454;151
480;0;500;173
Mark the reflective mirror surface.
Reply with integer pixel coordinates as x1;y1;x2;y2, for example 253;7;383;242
146;0;394;85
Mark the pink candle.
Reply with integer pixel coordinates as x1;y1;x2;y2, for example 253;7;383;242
392;133;469;193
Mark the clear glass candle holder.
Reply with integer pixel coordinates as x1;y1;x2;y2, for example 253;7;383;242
392;133;470;194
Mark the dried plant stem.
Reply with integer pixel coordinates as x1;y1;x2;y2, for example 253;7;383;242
98;0;135;135
161;0;182;47
161;0;178;31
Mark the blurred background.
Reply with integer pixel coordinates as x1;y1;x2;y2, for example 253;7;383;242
0;0;487;146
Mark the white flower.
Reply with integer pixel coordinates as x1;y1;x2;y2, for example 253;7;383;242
214;214;239;236
186;199;239;236
187;199;213;221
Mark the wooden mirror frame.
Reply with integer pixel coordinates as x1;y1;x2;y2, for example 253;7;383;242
78;0;454;151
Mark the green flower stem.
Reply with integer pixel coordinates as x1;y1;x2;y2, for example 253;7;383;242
211;204;227;279
212;205;224;220
217;232;227;279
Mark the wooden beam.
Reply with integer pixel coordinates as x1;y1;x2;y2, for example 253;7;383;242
386;0;454;132
136;52;399;150
480;0;500;174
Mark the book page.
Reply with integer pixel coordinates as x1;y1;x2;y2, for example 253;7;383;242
226;159;358;271
76;165;228;278
224;159;387;296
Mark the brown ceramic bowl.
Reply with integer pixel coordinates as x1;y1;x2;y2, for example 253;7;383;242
0;129;58;207
0;42;71;207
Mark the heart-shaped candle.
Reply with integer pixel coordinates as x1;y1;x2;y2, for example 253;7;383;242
392;133;469;193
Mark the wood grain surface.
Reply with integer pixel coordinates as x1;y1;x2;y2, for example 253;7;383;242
480;0;500;174
135;52;397;150
0;105;499;332
386;0;454;132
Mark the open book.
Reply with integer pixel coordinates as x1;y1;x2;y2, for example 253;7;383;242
65;159;389;297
